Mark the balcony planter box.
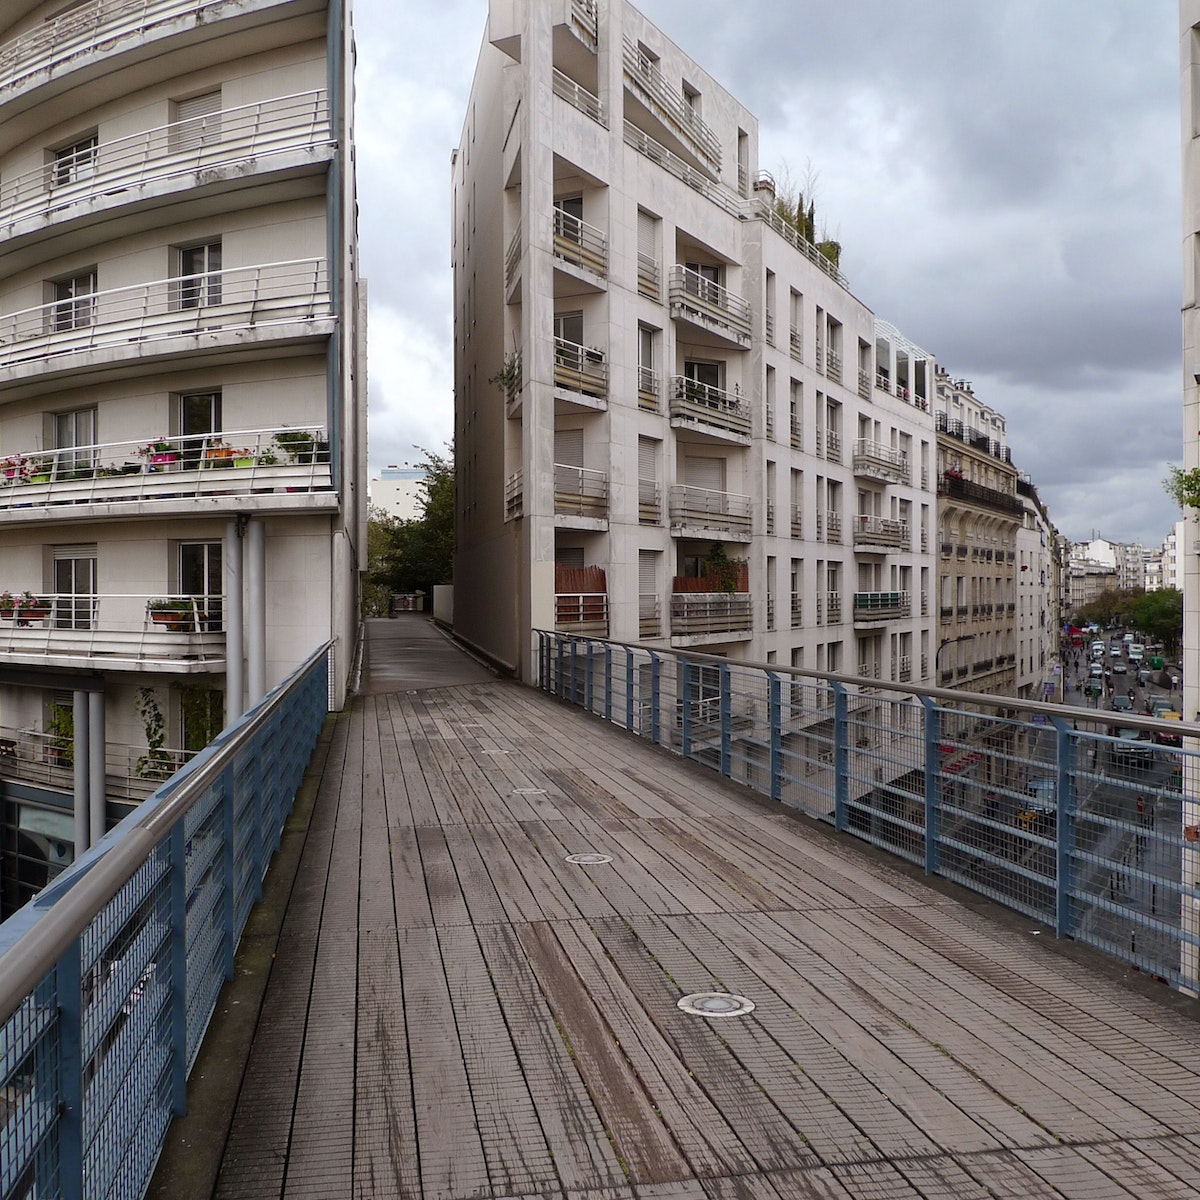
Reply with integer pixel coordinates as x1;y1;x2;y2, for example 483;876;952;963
149;453;179;468
233;456;255;468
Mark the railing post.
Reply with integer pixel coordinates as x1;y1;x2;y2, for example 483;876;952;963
625;646;634;731
719;663;732;778
767;672;782;803
1051;715;1076;938
604;644;612;722
169;821;189;1114
58;938;84;1200
681;655;693;759
555;637;565;699
569;638;579;704
921;698;941;875
585;641;595;712
221;762;237;980
649;651;661;745
833;682;848;831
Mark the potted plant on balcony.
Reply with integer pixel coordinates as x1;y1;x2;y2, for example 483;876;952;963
1164;465;1200;514
134;688;174;781
14;591;49;625
46;703;74;769
26;456;51;484
204;439;235;468
1;455;27;483
0;591;14;619
147;597;194;631
138;439;179;468
273;429;317;463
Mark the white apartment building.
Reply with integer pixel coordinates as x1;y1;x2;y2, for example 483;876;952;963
370;466;427;521
1014;477;1061;701
0;0;365;914
452;0;937;688
1078;536;1149;592
1154;522;1184;592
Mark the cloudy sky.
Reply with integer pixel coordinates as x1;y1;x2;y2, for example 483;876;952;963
355;0;1183;547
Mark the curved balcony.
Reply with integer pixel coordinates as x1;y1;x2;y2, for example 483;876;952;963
0;426;333;524
0;592;224;671
852;439;910;484
0;91;332;245
668;376;750;444
668;266;751;348
0;0;303;110
0;259;332;387
668;484;751;540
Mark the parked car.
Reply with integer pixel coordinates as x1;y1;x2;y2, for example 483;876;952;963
1090;662;1104;678
1111;695;1133;712
1112;728;1154;768
1153;713;1182;747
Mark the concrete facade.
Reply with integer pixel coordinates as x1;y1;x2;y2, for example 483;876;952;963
453;0;938;687
0;0;365;912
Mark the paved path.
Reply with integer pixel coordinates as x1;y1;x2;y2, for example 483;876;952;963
153;619;1200;1199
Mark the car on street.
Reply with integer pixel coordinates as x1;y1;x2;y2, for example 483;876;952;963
1110;645;1123;658
1153;713;1183;747
1090;662;1104;678
1112;728;1154;768
1016;777;1057;828
1111;695;1133;712
1112;661;1127;674
1138;668;1152;685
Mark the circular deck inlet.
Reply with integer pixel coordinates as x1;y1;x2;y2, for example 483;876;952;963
565;853;613;865
677;992;755;1017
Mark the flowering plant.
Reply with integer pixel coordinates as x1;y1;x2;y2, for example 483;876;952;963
138;439;176;457
1;455;27;482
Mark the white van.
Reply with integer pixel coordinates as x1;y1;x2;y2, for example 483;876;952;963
1129;643;1144;662
1091;641;1105;659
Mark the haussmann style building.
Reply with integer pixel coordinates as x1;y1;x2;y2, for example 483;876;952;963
0;0;366;915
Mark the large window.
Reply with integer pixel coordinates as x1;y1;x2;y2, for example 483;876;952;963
52;546;97;630
176;241;222;309
53;406;96;476
52;270;96;332
179;389;221;466
51;133;97;187
180;542;222;631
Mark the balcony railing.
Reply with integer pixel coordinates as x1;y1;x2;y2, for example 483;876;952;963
0;259;330;376
638;478;661;524
790;503;802;537
0;426;331;516
637;251;661;300
0;91;331;232
552;207;608;276
622;36;721;169
825;510;842;544
825;590;842;622
505;229;522;291
0;593;225;667
789;415;801;450
552;68;605;126
0;0;253;96
639;593;661;637
852;514;910;550
939;473;1023;516
668;484;751;536
749;199;849;287
504;471;523;520
638;365;660;412
790;593;802;628
824;429;842;462
553;463;608;520
897;655;912;682
668;376;750;441
553;338;608;400
853;591;911;622
858;368;871;400
789;324;803;361
825;348;842;384
568;0;599;49
668;265;752;346
766;594;776;630
670;592;752;636
852;439;910;483
555;593;608;635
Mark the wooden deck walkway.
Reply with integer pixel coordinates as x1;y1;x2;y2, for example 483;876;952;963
152;619;1200;1200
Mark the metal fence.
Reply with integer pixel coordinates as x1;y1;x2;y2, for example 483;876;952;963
0;645;330;1199
537;631;1200;996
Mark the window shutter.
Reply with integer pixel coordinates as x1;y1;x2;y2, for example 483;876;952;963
173;91;222;151
638;437;657;482
684;455;724;492
638;550;657;595
554;428;584;467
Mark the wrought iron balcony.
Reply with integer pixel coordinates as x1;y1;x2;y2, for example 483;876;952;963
668;376;750;442
852;439;910;484
0;426;331;520
938;472;1023;516
0;91;331;235
668;266;751;347
0;259;331;380
824;429;842;463
553;463;608;521
668;484;751;538
552;207;608;276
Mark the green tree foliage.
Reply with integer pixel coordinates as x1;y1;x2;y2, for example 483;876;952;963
363;446;454;615
771;163;841;269
1071;586;1183;657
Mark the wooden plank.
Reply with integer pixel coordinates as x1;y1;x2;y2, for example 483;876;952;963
381;692;440;827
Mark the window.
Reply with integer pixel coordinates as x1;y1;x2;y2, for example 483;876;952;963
554;195;583;244
52;546;97;631
684;260;721;304
52;407;96;476
51;133;97;187
180;542;222;631
170;90;222;153
179;389;221;466
553;310;583;350
52;270;96;331
176;241;222;309
180;684;224;753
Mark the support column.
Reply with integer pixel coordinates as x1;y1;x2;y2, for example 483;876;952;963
89;691;105;846
225;519;244;725
247;517;266;705
72;690;89;858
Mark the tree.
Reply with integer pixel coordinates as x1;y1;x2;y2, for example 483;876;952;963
1129;587;1183;656
363;446;454;614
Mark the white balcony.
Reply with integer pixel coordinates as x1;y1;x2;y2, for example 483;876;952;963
668;484;751;540
0;259;332;386
670;592;752;639
553;338;608;404
639;593;661;637
553;463;608;524
638;477;661;524
668;266;751;348
622;36;721;170
552;68;605;126
0;426;333;523
668;376;750;444
552;208;607;277
638;365;660;412
852;514;911;551
555;593;607;636
852;439;910;484
0;91;331;241
0;592;224;671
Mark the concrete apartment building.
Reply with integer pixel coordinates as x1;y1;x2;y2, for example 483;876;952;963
1014;476;1061;701
452;0;938;689
932;370;1021;697
0;0;365;914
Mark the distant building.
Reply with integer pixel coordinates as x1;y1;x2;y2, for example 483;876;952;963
371;466;427;521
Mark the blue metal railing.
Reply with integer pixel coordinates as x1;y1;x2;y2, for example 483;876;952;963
537;631;1200;996
0;645;330;1200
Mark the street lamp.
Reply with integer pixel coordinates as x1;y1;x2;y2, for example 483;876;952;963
936;634;976;682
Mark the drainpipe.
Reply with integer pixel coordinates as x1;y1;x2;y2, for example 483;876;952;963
225;518;245;724
88;691;105;846
247;517;266;704
72;690;89;856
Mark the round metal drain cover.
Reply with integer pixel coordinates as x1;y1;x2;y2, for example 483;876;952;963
565;853;613;865
677;992;755;1017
